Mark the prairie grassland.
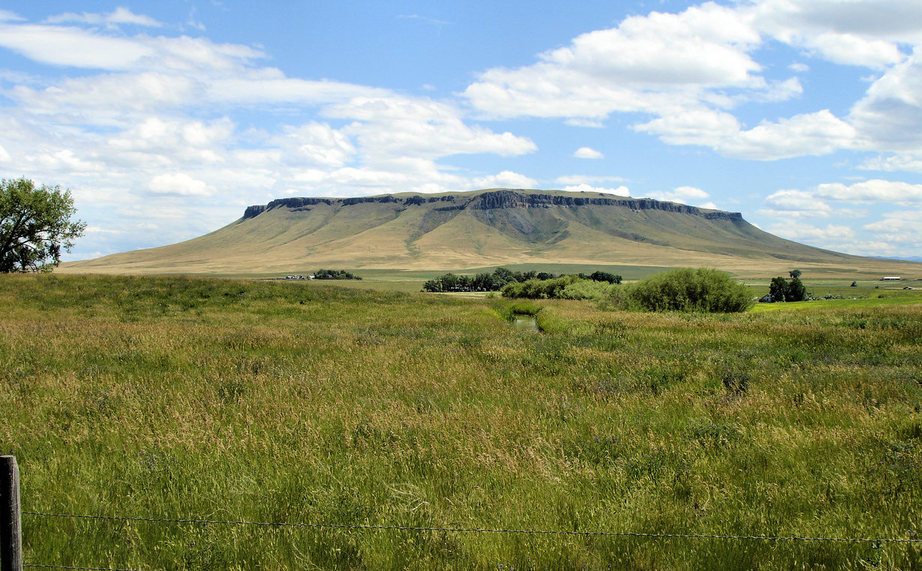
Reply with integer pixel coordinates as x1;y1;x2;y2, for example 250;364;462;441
2;274;921;569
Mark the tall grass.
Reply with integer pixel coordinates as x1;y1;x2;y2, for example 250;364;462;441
1;274;920;568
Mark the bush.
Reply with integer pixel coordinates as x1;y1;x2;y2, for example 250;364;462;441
501;276;577;299
616;268;753;313
558;279;616;301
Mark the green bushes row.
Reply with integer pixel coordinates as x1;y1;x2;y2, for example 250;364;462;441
501;276;617;300
423;267;621;293
501;268;752;313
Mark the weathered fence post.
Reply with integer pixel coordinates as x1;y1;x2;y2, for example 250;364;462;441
0;456;22;571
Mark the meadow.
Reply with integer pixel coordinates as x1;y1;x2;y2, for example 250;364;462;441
2;274;921;569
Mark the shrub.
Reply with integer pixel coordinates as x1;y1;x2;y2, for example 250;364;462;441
617;268;753;313
558;279;616;301
501;276;579;299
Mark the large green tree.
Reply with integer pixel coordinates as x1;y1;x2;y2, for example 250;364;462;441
0;178;86;272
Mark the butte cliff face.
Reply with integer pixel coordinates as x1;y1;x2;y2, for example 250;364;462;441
65;188;890;276
242;189;743;222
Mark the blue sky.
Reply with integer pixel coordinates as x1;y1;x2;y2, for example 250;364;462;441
2;1;922;261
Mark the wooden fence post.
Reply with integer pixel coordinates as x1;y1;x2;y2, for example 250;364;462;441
0;456;21;571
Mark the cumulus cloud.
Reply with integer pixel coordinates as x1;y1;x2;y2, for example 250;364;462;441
273;123;356;168
573;147;604;159
555;175;627;186
862;153;922;173
849;49;922;151
767;221;856;245
473;171;538;189
638;108;856;160
328;96;536;160
464;2;765;122
756;177;922;255
751;0;922;61
863;210;922;251
647;186;714;207
148;173;214;197
759;189;833;218
815;179;922;203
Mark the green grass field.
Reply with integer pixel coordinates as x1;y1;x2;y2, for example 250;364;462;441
2;274;921;568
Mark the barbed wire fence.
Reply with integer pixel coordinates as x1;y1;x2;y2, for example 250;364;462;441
18;509;922;571
5;457;922;570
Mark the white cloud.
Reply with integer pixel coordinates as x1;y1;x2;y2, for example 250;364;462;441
816;179;922;204
464;2;767;122
0;24;155;70
0;10;23;22
767;221;856;244
759;189;833;218
555;174;627;185
637;108;856;159
573;147;604;159
0;144;10;163
861;153;922;173
148;173;214;197
863;210;922;251
562;183;630;197
329;96;537;160
806;33;904;69
274;123;356;167
544;3;761;86
45;8;162;28
751;0;922;70
648;186;711;206
473;171;538;189
849;49;922;151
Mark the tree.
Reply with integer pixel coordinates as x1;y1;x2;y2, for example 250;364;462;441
0;178;86;272
789;269;802;279
769;276;789;302
768;276;807;302
786;277;806;301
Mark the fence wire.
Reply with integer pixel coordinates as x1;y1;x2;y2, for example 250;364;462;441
23;510;922;544
24;565;139;571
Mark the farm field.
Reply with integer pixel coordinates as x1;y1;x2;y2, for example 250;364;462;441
2;274;922;568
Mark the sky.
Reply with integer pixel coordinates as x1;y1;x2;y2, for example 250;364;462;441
1;0;922;262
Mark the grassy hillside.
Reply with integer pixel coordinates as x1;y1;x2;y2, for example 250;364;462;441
3;274;921;568
61;189;922;278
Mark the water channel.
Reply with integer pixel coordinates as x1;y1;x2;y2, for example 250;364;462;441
512;313;539;333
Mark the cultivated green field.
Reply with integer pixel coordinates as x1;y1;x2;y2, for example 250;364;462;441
2;274;922;568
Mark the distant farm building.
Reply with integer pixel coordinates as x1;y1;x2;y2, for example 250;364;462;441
880;276;902;281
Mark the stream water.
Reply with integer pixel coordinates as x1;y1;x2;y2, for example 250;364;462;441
512;314;539;333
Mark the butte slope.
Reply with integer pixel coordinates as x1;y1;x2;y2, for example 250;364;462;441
63;189;921;277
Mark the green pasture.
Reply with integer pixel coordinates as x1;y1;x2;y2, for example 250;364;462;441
2;274;921;568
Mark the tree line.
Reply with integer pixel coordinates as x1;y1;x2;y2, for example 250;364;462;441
422;267;621;293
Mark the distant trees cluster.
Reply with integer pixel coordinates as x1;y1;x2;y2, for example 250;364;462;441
313;269;361;280
766;275;807;302
422;267;621;293
424;266;756;313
